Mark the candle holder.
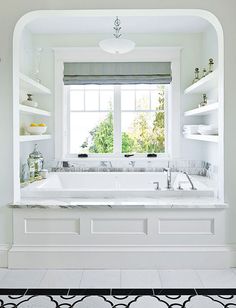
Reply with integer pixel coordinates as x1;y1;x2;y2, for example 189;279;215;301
198;94;208;108
192;68;200;84
208;58;214;74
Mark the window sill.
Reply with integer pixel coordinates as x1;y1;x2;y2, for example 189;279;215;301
62;154;170;162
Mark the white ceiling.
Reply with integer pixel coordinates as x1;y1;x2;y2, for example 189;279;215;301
27;16;210;34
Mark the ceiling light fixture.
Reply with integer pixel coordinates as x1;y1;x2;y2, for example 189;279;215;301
99;16;135;54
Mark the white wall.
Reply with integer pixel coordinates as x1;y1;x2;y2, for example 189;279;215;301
31;32;204;164
19;28;54;170
0;1;236;261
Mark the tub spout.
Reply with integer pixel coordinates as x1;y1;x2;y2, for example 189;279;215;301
182;171;197;190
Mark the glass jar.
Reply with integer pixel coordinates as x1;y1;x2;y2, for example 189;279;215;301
27;144;44;178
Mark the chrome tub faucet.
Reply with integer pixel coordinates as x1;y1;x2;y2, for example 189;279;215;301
163;162;172;190
182;171;197;190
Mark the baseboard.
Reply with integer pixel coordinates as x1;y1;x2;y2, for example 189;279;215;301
8;245;231;269
0;245;9;267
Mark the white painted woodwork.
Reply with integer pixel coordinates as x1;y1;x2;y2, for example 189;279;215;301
158;218;214;234
25;218;80;234
184;70;218;94
8;207;229;269
19;104;51;117
184;134;219;143
19;134;52;142
184;102;219;117
91;218;148;235
19;73;51;95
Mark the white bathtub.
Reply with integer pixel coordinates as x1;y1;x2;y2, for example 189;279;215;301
21;172;214;198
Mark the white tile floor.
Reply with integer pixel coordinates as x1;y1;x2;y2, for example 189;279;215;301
0;268;236;288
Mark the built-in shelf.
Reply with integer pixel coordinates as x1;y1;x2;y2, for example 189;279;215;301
184;70;218;95
184;102;219;117
20;135;52;142
184;134;219;143
19;104;51;117
19;73;51;95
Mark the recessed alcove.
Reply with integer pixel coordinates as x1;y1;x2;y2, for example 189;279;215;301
10;9;226;269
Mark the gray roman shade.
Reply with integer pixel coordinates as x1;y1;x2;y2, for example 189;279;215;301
63;62;172;85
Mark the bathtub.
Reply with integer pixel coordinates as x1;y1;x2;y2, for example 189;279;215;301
21;172;214;198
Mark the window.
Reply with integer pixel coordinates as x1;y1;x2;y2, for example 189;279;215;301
67;84;168;156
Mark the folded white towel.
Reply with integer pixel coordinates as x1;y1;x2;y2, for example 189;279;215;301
183;125;218;136
183;125;200;134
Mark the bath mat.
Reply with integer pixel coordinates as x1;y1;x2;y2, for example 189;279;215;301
0;288;236;307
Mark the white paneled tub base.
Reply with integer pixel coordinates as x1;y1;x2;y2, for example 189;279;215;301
8;207;229;269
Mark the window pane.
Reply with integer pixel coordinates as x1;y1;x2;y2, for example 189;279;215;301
70;91;84;111
70;85;84;90
121;91;135;110
100;91;114;110
121;85;135;90
84;85;99;90
85;91;99;110
100;85;114;90
136;91;150;110
121;111;165;153
70;112;113;154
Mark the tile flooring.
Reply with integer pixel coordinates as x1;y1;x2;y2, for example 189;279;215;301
0;268;236;288
0;289;236;307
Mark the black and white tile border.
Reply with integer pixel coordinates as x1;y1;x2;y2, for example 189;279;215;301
0;289;236;307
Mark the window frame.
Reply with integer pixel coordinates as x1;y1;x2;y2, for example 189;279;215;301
65;84;169;156
54;47;181;161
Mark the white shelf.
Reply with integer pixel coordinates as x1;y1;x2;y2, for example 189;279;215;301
184;134;219;143
19;73;51;95
19;104;51;117
184;102;219;117
20;135;52;142
184;70;218;94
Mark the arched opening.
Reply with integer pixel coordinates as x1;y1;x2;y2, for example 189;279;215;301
10;9;226;269
12;9;224;202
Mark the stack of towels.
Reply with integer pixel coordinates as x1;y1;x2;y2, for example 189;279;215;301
183;125;218;135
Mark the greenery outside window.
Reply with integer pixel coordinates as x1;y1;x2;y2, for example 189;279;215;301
67;84;168;156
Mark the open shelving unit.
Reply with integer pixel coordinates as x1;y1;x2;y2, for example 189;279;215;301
184;102;219;117
19;104;51;117
183;69;219;143
184;134;218;143
19;73;52;142
19;73;51;95
184;70;218;95
20;134;52;142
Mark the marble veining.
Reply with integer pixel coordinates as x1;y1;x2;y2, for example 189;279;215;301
9;197;228;209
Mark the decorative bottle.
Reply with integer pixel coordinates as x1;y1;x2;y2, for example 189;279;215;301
192;68;200;83
208;58;214;74
28;144;44;178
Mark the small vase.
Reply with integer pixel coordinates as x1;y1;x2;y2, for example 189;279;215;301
22;94;38;108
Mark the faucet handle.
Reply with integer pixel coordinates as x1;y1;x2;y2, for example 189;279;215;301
129;160;135;168
62;161;69;168
153;181;160;190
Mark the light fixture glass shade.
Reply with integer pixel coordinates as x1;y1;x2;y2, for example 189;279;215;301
99;38;135;54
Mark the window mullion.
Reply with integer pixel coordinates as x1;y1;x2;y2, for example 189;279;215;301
114;85;122;155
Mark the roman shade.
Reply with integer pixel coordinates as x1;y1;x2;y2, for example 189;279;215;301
63;62;172;85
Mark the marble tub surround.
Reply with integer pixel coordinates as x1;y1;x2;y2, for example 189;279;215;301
14;162;224;269
47;159;216;178
10;196;227;209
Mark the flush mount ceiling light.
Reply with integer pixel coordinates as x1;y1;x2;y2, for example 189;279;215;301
99;16;135;54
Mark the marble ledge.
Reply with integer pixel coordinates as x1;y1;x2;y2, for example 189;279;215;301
9;198;228;210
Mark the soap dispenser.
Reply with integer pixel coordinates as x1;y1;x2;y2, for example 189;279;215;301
28;144;44;178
